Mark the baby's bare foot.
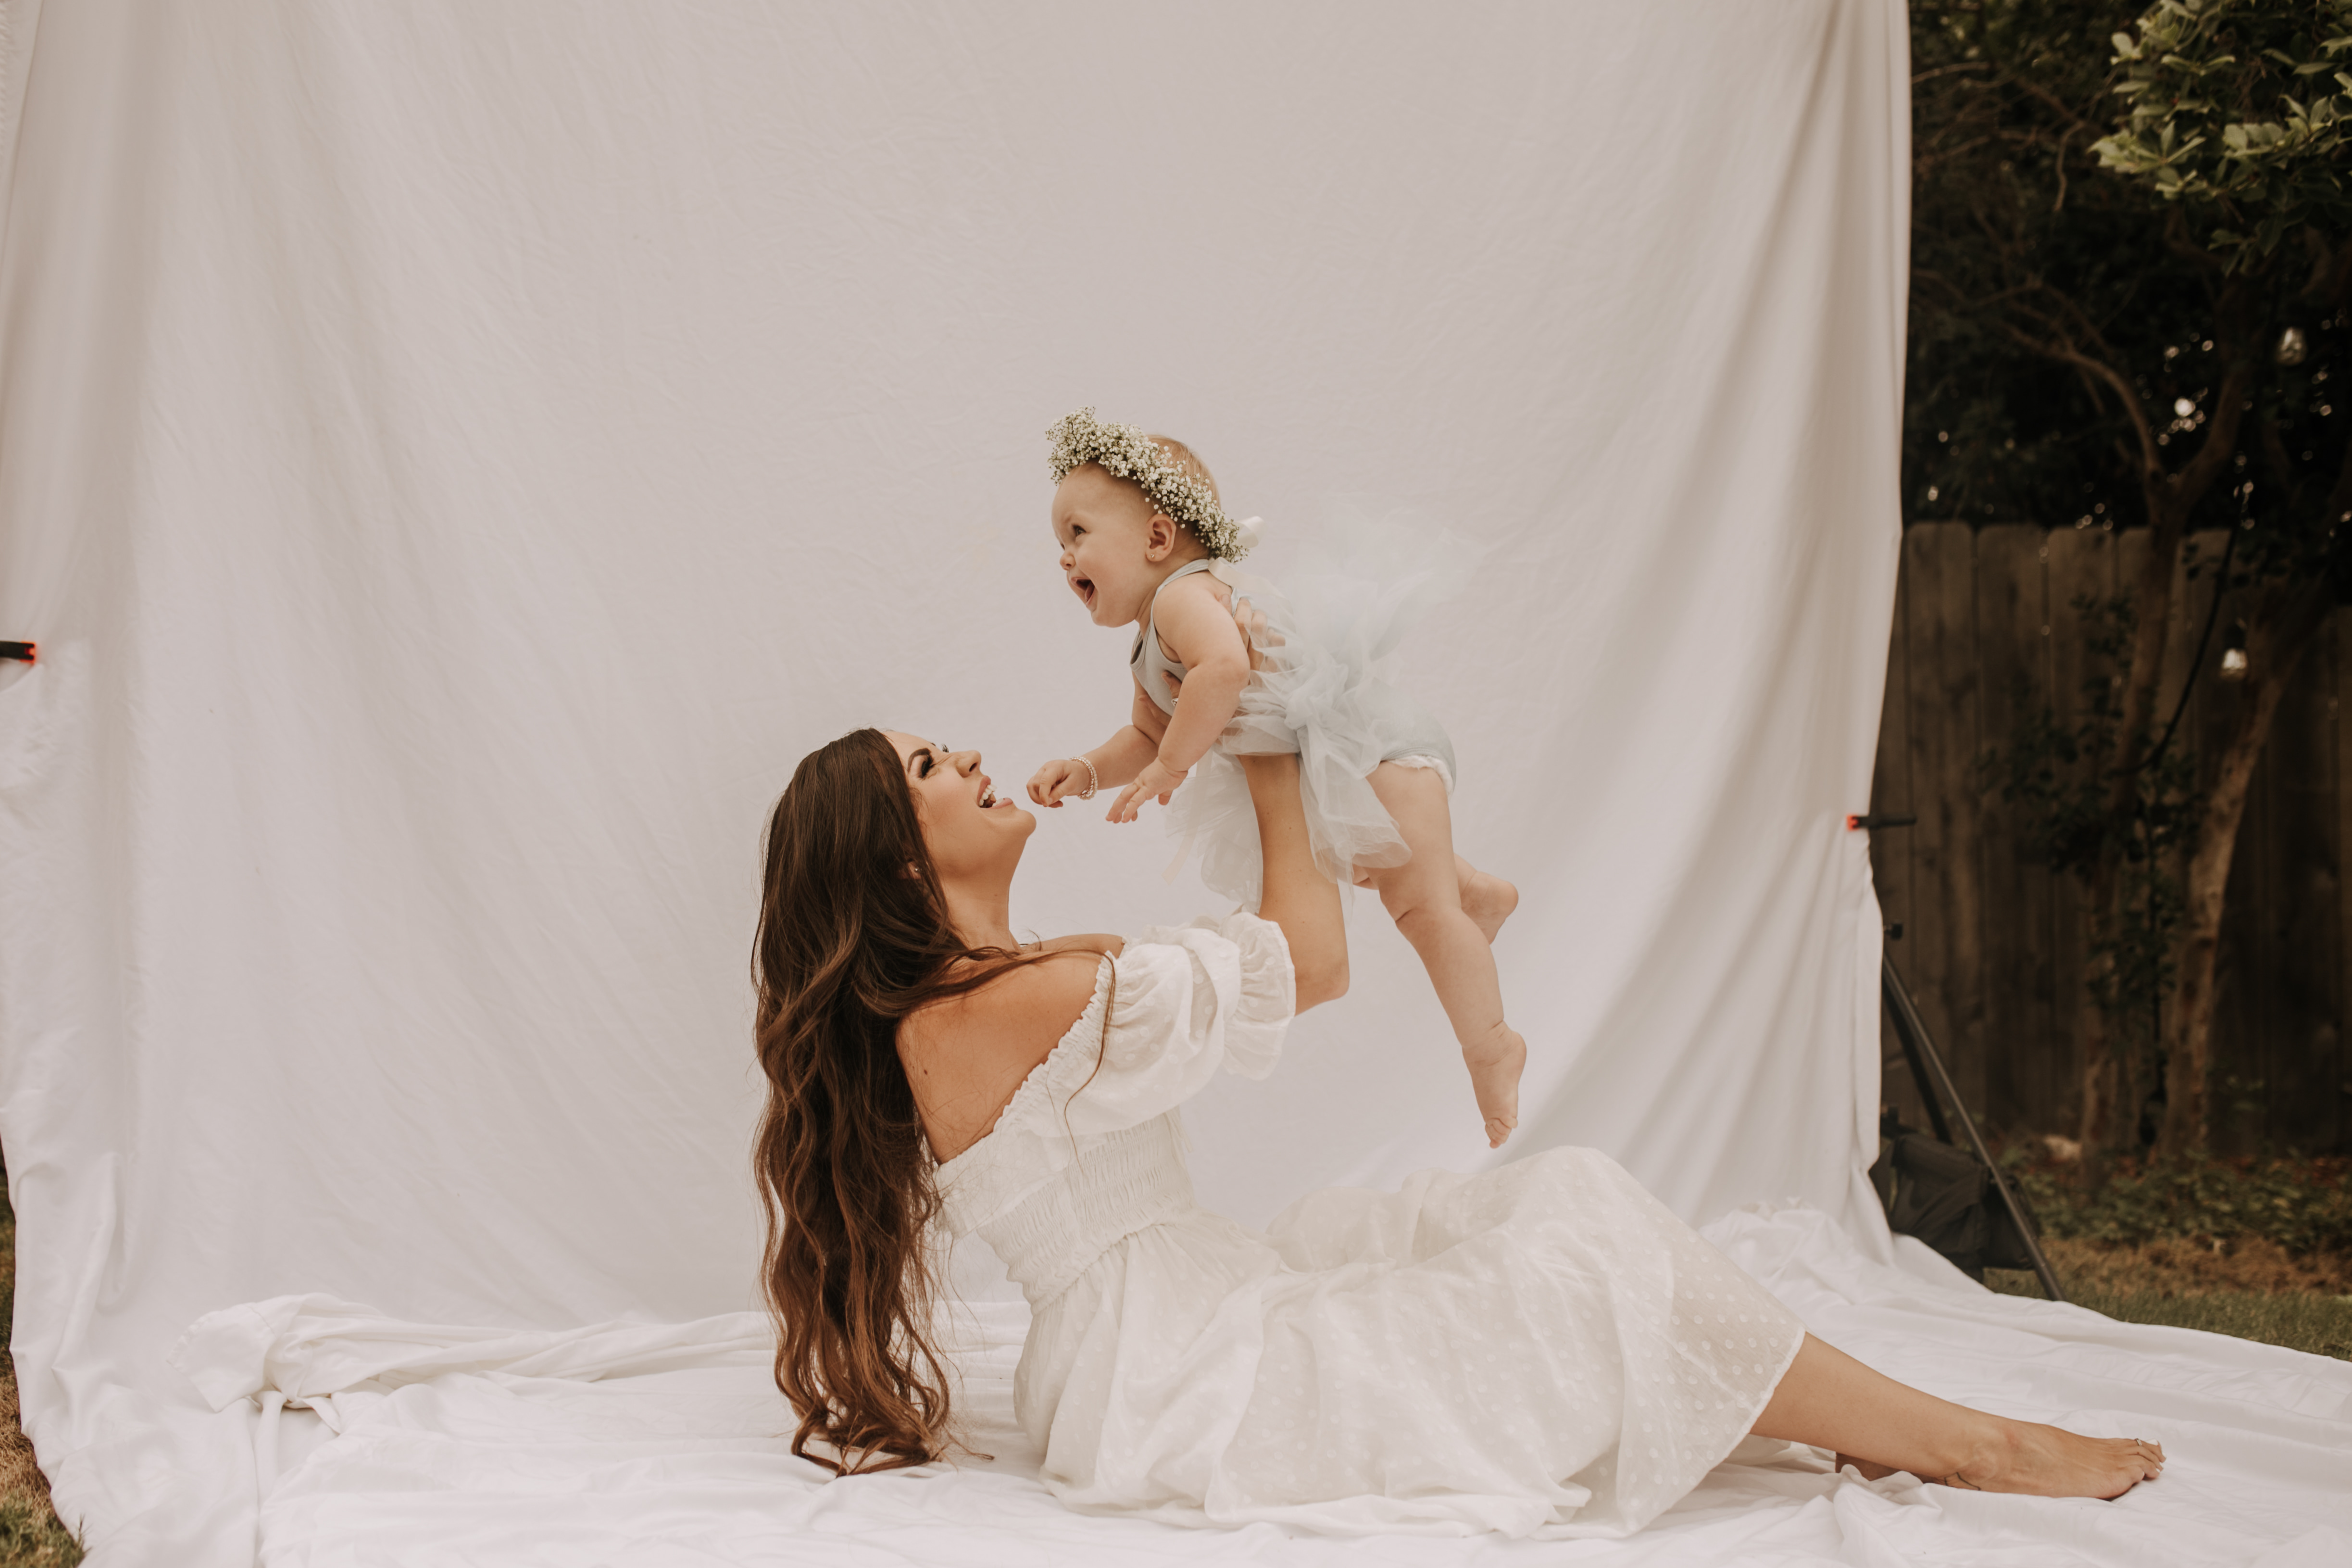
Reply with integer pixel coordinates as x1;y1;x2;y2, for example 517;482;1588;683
1463;1023;1525;1149
1944;1422;2164;1500
1461;873;1518;944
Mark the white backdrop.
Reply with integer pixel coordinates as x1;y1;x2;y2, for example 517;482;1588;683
0;1;1914;1561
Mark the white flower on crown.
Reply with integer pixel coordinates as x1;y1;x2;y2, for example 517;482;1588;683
1046;407;1253;561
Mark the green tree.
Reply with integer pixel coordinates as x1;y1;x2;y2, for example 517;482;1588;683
1910;0;2352;1154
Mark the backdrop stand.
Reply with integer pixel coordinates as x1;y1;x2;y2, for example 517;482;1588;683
1852;813;2065;1304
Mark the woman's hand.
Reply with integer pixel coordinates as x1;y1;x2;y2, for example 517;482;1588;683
1108;758;1187;823
1230;594;1274;670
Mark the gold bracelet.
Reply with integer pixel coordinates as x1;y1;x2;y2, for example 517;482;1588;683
1073;756;1101;799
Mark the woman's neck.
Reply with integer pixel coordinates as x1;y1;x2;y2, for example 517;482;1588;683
943;880;1017;951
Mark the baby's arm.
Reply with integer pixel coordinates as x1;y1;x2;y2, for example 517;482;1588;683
1106;575;1250;824
1028;695;1163;808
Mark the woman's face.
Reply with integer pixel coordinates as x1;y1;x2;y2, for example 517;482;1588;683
884;730;1034;880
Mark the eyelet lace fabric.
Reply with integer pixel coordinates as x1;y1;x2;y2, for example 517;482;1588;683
934;912;1804;1539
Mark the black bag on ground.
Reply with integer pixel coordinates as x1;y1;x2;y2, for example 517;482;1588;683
1868;1129;2037;1281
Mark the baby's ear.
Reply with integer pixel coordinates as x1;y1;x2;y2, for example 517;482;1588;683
1143;511;1180;560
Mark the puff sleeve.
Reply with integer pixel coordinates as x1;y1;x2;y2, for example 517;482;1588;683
1020;912;1295;1142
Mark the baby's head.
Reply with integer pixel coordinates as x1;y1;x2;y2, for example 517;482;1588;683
1046;408;1244;628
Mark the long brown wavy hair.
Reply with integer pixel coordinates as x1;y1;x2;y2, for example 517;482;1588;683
751;727;1058;1473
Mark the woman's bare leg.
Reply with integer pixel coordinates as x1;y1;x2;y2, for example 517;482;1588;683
1755;1335;2164;1497
1362;764;1524;1147
1239;753;1348;1010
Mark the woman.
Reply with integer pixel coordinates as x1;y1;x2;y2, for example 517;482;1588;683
750;727;2162;1537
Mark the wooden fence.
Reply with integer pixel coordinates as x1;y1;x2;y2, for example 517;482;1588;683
1869;523;2348;1155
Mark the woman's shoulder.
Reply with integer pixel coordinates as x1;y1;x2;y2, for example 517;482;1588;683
919;916;1296;1164
908;943;1111;1051
897;945;1115;1162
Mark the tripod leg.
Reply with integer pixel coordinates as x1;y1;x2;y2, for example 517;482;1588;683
1880;958;2068;1305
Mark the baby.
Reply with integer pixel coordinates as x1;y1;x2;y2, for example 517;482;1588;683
1025;409;1526;1147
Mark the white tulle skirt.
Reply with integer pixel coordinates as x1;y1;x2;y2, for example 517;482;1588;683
1169;513;1477;906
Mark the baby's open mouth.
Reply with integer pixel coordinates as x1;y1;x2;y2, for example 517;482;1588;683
1073;576;1095;607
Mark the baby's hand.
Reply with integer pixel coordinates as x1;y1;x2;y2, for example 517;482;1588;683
1028;757;1093;808
1108;759;1186;824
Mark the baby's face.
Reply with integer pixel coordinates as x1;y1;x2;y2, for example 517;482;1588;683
1051;466;1160;627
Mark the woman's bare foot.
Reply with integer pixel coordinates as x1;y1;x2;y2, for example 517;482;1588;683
1835;1427;2161;1497
1945;1421;2164;1499
1834;1428;2162;1498
1459;866;1518;944
1462;1021;1525;1148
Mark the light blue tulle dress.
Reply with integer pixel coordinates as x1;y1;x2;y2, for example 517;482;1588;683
1132;519;1473;904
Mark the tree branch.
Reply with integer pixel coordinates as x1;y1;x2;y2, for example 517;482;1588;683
2173;352;2259;511
2248;575;2333;692
2260;414;2297;490
2073;363;2114;416
2317;234;2352;311
2164;208;2227;276
1996;322;2165;477
2296;227;2335;304
2318;416;2352;529
1989;70;2099;137
2017;290;2139;385
1910;266;2039;314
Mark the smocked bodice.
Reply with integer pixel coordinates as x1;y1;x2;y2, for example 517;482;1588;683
931;914;1294;1308
964;1116;1195;1304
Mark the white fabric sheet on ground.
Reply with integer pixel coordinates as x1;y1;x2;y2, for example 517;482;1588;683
176;1205;2352;1566
0;0;1937;1561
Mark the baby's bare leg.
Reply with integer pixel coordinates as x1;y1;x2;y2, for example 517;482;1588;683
1756;1334;2164;1498
1357;853;1516;944
1454;855;1518;943
1363;764;1525;1148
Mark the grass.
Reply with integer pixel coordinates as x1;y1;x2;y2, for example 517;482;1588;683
2007;1152;2352;1257
1982;1153;2352;1361
0;1180;82;1568
1987;1238;2352;1359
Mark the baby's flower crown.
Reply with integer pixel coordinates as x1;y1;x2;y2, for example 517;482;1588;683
1047;407;1252;561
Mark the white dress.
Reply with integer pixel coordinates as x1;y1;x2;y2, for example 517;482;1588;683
932;913;1809;1539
